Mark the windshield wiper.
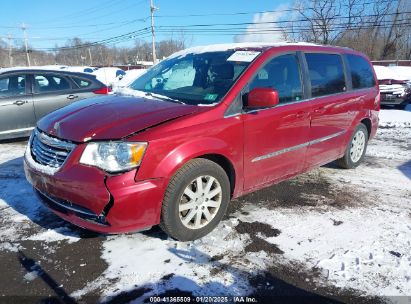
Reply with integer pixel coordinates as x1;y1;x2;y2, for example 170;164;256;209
145;92;185;104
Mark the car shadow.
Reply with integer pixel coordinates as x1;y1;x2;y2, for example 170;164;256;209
321;161;339;169
0;156;98;239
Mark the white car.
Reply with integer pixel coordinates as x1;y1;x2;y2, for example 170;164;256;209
61;66;97;73
92;67;126;87
373;65;411;109
112;69;147;92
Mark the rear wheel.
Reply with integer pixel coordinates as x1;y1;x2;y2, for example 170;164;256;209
337;123;368;169
160;158;230;241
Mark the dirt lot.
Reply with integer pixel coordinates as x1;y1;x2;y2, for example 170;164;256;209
0;109;410;303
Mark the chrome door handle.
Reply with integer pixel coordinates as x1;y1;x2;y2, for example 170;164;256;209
67;95;78;100
13;100;28;106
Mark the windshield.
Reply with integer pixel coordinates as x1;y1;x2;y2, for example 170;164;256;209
129;50;259;105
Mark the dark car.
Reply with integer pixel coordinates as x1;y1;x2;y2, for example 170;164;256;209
0;68;111;140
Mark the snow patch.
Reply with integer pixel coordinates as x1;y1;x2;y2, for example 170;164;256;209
0;242;20;252
373;65;408;81
168;42;319;59
25;227;81;244
379;109;411;128
24;271;39;281
72;224;254;301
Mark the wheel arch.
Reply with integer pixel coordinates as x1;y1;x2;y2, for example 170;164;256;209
139;137;241;198
197;154;236;197
360;117;372;139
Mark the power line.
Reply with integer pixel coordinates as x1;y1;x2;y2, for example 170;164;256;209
155;23;411;35
38;0;148;27
34;0;128;25
0;0;149;30
4;5;409;55
154;11;411;29
0;18;149;46
26;19;410;53
0;0;396;30
32;27;151;51
5;18;147;30
154;0;396;18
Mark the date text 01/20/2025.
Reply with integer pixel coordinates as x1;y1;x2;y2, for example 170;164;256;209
149;296;257;302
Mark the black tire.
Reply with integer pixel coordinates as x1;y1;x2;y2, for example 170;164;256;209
337;123;369;169
159;158;230;241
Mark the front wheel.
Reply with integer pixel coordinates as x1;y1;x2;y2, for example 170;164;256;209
160;158;230;241
337;123;368;169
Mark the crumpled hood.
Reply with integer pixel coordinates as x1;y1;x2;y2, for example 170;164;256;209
37;95;200;142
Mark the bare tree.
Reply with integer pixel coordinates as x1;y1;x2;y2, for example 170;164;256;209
287;0;410;60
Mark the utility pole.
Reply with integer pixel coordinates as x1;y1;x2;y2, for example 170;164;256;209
150;0;158;64
7;33;13;67
21;23;31;66
88;48;93;66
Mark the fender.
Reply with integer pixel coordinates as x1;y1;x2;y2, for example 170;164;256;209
155;137;237;178
136;136;242;195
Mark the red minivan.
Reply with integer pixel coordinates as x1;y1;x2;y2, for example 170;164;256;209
24;43;379;241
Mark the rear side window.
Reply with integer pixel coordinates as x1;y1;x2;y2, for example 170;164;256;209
249;53;303;104
346;54;376;89
305;53;346;97
0;75;26;98
72;77;92;88
34;74;71;93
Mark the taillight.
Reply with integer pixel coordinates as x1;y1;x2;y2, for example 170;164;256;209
93;87;112;94
374;92;380;110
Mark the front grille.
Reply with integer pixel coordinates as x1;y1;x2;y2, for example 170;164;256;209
31;129;76;169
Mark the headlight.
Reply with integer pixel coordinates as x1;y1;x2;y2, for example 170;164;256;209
80;141;147;173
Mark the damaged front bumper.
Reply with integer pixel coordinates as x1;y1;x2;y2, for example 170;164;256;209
24;145;166;234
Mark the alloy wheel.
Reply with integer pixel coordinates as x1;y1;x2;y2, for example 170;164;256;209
350;130;366;163
179;175;222;230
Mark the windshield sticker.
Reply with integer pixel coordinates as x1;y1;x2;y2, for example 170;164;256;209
227;51;261;62
204;94;218;101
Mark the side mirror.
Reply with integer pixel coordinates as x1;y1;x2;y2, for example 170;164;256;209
247;87;279;109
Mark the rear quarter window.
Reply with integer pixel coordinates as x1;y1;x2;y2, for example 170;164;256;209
72;77;92;88
346;54;376;89
305;53;346;97
34;74;71;93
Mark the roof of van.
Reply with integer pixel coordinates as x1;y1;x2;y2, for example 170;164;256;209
168;42;354;59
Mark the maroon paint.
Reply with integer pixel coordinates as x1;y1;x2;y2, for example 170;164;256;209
25;45;379;233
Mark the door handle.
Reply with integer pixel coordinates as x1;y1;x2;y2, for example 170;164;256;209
67;95;78;100
13;100;28;106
